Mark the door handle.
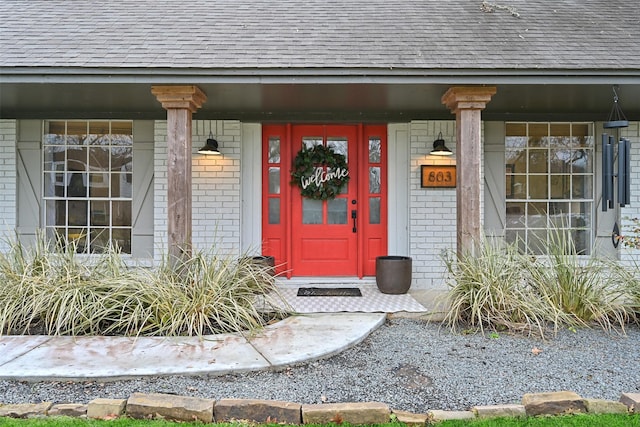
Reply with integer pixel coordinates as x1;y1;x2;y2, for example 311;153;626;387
351;210;357;233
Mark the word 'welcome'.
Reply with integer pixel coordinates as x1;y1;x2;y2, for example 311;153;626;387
300;167;349;190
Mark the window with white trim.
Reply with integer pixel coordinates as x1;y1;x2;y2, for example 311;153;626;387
505;122;594;255
43;120;133;253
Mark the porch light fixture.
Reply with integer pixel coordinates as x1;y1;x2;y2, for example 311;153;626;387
603;85;629;129
198;131;222;155
430;132;453;156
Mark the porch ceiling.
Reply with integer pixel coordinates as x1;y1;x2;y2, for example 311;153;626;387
1;81;639;122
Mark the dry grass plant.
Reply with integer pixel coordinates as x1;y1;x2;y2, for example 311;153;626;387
0;233;289;337
442;228;638;337
442;236;555;337
527;227;633;333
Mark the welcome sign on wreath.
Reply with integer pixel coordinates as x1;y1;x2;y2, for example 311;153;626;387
291;145;350;200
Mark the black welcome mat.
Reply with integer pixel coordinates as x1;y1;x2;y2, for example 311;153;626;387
297;287;362;297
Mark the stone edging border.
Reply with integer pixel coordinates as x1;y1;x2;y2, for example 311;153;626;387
0;391;638;424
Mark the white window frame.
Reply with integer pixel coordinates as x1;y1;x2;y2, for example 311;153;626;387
505;122;595;255
42;120;134;254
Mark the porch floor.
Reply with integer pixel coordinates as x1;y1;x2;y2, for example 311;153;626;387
272;278;448;319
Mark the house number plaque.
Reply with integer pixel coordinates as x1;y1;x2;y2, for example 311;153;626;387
421;165;456;188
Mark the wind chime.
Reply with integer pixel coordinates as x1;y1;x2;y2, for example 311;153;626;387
601;85;631;248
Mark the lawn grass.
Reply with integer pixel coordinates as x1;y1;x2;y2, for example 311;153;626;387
1;413;640;426
437;413;640;426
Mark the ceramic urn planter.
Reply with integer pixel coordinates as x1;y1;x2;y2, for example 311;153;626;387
375;256;412;294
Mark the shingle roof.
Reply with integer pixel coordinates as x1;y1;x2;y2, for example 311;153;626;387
1;0;639;72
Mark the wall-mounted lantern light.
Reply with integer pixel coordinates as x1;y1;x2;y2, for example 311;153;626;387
198;131;222;155
430;132;453;156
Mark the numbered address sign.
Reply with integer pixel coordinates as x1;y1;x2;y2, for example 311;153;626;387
420;165;456;188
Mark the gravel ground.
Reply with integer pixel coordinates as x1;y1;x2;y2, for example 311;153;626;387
1;317;639;413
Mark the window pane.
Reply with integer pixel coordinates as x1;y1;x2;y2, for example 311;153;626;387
45;121;66;144
268;198;280;225
111;173;132;198
528;149;548;173
268;137;281;163
68;200;87;226
505;228;526;252
550;175;570;199
370;197;381;224
111;122;133;138
111;147;132;171
44;172;59;197
89;147;109;169
327;137;348;161
549;149;571;173
506;123;527;137
526;202;547;228
68;172;88;197
506;149;525;173
571;149;593;173
87;121;110;145
506;136;527;149
67;147;88;171
89;173;109;197
327;198;347;224
550;123;571;137
508;175;526;199
113;228;132;253
303;137;322;149
269;167;280;194
67;121;87;145
90;228;109;253
529;229;547;255
369;167;381;194
369;137;381;163
111;133;133;146
573;229;590;255
572;202;591;228
529;175;548;199
572;175;592;199
112;201;131;226
90;200;109;226
506;202;525;228
68;228;88;253
302;198;322;224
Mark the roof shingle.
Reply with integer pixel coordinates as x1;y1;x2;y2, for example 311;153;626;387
1;0;639;71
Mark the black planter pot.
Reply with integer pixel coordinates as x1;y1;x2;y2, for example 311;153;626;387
375;256;412;294
250;255;276;276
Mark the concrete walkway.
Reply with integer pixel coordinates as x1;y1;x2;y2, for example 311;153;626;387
0;313;386;381
0;289;446;382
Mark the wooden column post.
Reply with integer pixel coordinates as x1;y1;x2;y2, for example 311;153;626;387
441;86;496;258
151;85;206;264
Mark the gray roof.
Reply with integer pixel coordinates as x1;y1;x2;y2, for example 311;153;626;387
1;0;639;73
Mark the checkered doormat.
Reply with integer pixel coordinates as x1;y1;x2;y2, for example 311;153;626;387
271;285;428;313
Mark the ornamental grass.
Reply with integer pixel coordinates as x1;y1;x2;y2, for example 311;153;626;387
0;234;289;337
442;230;638;338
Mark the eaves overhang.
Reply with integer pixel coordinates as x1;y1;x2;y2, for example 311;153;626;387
2;66;640;85
1;66;639;121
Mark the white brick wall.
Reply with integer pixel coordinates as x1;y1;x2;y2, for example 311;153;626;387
408;121;457;289
0;120;17;250
154;120;242;260
620;122;640;266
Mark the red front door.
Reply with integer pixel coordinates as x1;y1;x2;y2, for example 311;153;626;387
290;125;358;275
262;124;387;277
